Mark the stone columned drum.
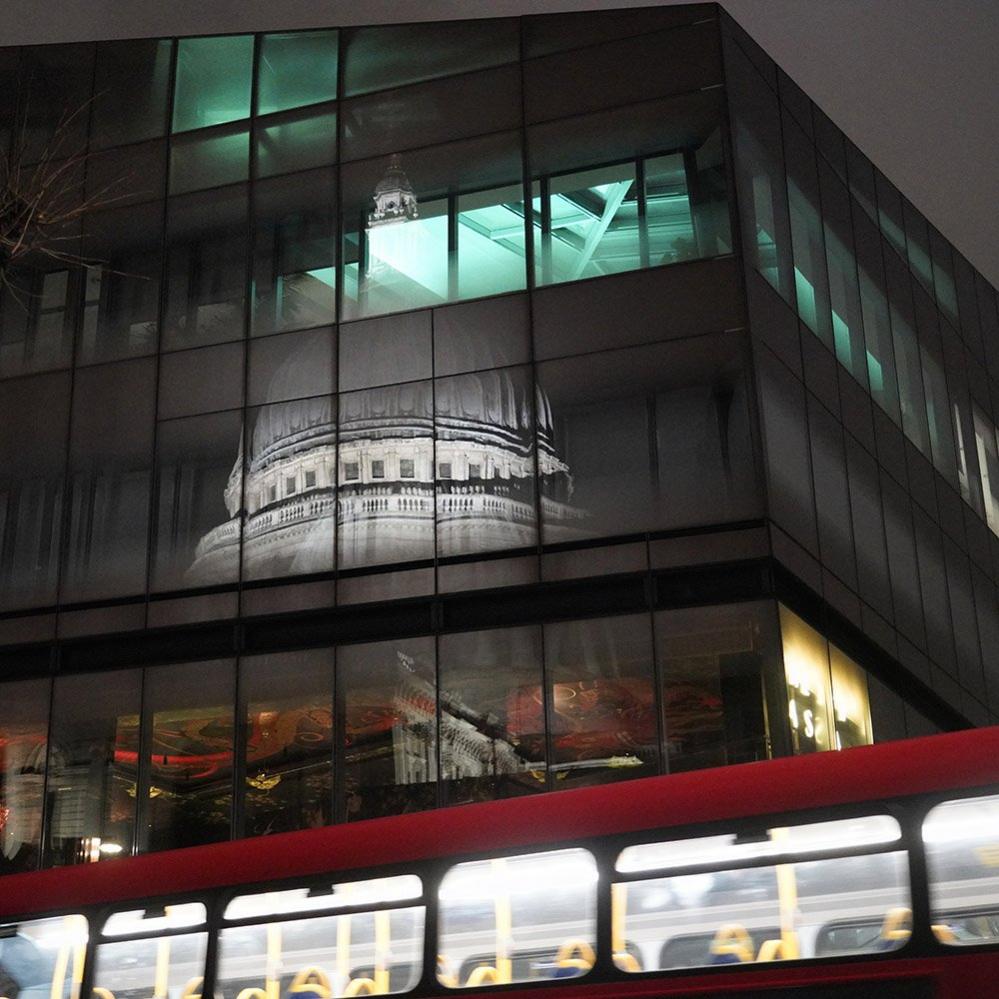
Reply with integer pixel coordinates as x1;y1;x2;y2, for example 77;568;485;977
187;333;578;583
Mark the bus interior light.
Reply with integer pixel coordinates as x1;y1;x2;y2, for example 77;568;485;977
225;875;423;920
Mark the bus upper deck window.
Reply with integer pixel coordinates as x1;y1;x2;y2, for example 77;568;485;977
437;848;597;988
924;793;999;946
217;875;425;999
93;904;208;999
0;915;88;999
612;814;908;971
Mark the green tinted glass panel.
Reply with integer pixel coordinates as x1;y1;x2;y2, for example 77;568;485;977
255;106;337;179
457;185;528;299
258;30;338;115
170;126;249;195
173;35;253;132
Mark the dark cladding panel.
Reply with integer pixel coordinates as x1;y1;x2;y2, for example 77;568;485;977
523;21;722;124
532;258;744;361
525;5;713;59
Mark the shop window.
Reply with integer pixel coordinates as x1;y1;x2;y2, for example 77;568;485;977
240;650;334;837
778;606;873;754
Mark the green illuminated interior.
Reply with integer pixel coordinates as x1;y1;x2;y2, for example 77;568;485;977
258;30;338;116
173;35;253;133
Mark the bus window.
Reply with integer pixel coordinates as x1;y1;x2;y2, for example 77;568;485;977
437;849;597;987
0;915;88;999
217;877;425;999
923;793;999;946
613;815;909;970
92;905;208;999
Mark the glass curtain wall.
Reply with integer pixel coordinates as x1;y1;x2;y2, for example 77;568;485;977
0;597;887;872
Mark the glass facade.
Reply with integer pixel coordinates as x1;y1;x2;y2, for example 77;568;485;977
0;4;994;876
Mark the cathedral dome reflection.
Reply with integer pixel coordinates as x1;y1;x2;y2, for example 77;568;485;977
188;330;577;582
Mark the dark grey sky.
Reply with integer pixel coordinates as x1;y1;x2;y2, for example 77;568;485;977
4;0;996;286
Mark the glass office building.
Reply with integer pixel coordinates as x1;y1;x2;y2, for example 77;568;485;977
0;4;996;873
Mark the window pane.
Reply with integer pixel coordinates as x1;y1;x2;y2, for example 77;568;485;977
725;35;793;302
783;110;832;346
439;626;545;804
921;341;959;486
248;327;335;406
338;381;434;570
255;105;337;179
169;124;249;195
818;159;867;387
152;409;242;591
91;39;172;149
62;358;155;602
433;294;530;377
163;186;247;350
45;669;141;865
173;35;253;132
252;169;336;337
258;30;338;116
342;19;518;97
243;395;335;582
829;646;873;750
438;849;597;987
93;932;208;999
0;915;88;999
240;650;333;836
656;602;780;773
543;614;657;788
531;95;730;288
342;132;526;321
0;678;49;875
0;258;79;378
435;366;537;559
340;637;436;821
0;372;69;610
924;794;999;946
143;660;234;851
616;851;909;969
80;204;162;364
538;336;758;542
218;908;424;998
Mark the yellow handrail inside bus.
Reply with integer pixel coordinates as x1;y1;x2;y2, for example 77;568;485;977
436;955;458;989
153;935;171;999
609;884;641;971
771;828;800;960
465;967;501;987
756;936;798;962
880;907;913;943
92;989;115;999
342;979;376;996
289;966;332;999
932;924;956;943
181;977;203;999
555;940;595;973
373;909;391;994
710;924;754;963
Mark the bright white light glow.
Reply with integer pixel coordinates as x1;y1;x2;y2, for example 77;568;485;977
439;849;597;904
224;875;423;921
99;842;124;856
924;793;999;846
103;903;206;937
615;815;901;873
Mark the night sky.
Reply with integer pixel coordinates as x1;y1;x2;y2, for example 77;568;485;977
3;0;996;286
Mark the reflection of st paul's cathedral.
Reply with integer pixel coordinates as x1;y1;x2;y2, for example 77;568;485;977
189;156;581;581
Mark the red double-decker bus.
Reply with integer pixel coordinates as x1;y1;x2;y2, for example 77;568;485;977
2;728;999;999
